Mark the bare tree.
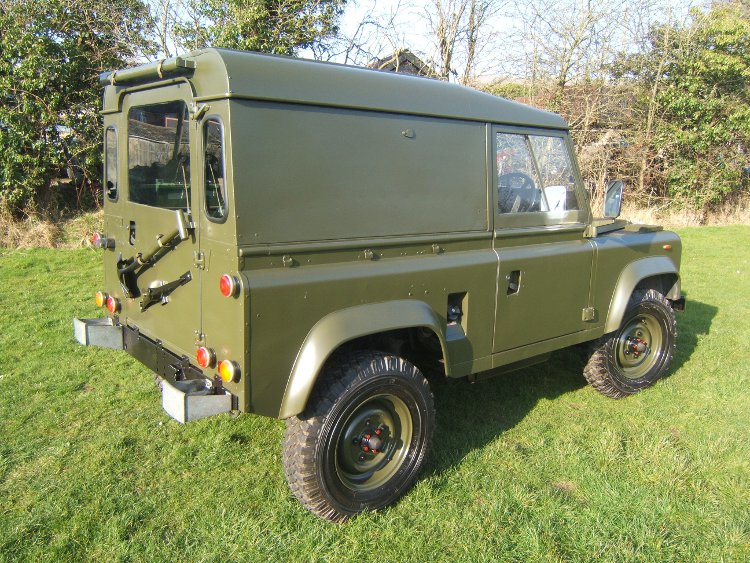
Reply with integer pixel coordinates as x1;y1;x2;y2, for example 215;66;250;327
322;1;410;65
461;0;500;84
420;0;504;82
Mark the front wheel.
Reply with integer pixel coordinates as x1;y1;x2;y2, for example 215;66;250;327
282;352;434;522
584;289;677;398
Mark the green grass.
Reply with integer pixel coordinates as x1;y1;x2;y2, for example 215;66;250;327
1;226;748;562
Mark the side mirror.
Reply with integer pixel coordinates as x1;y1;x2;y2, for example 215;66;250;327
604;180;624;218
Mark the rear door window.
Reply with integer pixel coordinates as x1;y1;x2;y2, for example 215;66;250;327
128;101;191;210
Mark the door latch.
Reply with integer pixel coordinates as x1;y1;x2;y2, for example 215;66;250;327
194;251;205;270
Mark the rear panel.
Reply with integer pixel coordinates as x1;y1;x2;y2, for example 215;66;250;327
100;84;247;407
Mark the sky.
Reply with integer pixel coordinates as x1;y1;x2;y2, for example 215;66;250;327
315;0;516;80
323;0;701;82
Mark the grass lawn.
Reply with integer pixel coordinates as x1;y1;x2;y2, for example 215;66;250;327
1;226;748;561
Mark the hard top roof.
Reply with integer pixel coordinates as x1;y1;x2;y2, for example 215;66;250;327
103;48;568;129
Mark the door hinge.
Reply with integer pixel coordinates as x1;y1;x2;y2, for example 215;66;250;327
194;330;205;345
582;307;598;322
194;251;205;270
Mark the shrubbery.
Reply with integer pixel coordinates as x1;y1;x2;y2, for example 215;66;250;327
1;0;748;220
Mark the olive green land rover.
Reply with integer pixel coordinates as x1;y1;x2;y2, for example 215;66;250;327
75;48;685;522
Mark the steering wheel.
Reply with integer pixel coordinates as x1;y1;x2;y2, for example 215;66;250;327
498;172;541;213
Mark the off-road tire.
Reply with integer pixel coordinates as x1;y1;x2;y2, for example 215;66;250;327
584;289;676;398
282;352;434;522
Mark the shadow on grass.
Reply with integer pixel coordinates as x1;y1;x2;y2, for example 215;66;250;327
670;296;717;371
425;296;716;478
426;350;587;478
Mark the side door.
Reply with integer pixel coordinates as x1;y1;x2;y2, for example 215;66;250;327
492;126;594;353
115;83;201;358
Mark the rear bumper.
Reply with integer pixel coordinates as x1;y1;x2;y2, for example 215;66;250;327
123;325;236;421
74;318;235;422
122;324;204;383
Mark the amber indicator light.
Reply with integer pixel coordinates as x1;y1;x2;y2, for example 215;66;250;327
218;359;240;383
95;291;108;307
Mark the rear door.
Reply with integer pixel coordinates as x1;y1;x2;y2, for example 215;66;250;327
116;84;201;357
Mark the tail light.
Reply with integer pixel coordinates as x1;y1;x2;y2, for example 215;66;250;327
95;291;108;308
219;274;239;298
196;346;216;369
91;232;114;249
218;359;240;383
105;296;120;314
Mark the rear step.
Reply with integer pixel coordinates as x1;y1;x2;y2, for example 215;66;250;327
158;378;232;424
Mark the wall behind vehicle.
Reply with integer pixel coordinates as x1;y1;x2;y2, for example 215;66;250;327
231;101;489;244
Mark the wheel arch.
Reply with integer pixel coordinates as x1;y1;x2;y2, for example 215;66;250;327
278;300;449;419
604;256;681;333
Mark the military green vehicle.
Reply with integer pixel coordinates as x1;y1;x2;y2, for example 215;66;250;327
74;48;685;522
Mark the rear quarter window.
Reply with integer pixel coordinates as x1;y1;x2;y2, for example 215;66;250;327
204;118;227;221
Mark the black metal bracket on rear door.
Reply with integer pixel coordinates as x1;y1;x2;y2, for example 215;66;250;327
116;210;193;298
140;271;192;311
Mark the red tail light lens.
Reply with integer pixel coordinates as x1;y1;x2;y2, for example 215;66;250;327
219;274;238;298
218;360;240;383
95;291;108;308
105;296;120;314
196;346;215;369
91;232;114;249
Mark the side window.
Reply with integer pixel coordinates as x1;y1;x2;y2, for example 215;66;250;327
128;101;191;210
528;135;579;212
105;127;117;201
496;133;544;213
496;132;580;214
204;118;226;220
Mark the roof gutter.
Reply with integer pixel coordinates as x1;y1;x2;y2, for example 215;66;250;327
99;57;196;87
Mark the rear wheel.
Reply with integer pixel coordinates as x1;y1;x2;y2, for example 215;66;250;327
282;351;434;522
584;289;676;398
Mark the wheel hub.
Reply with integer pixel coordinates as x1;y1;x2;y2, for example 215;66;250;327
624;335;650;358
616;313;665;379
353;422;388;455
335;395;412;491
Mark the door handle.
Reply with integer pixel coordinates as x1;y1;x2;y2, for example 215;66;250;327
506;270;521;295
